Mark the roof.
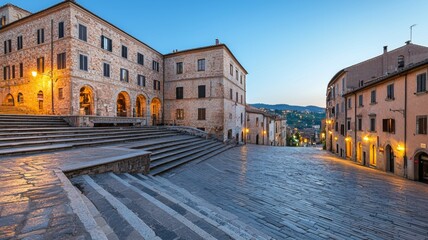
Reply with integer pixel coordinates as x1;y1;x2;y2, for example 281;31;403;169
0;3;32;14
164;44;248;74
245;105;278;118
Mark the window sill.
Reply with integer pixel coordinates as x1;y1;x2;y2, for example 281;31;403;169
370;102;377;105
358;105;364;108
385;98;395;101
414;91;428;96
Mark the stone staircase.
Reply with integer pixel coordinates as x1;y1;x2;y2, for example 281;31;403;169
0;105;37;115
72;173;270;240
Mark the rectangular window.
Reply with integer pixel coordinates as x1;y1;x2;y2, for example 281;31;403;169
340;124;345;136
236;70;239;80
416;116;427;135
137;75;146;86
0;16;6;27
57;52;66;70
152;61;159;72
357;118;362;131
3;66;10;80
17;36;23;50
176;109;184;120
176;62;183;74
79;54;88;71
230;64;233;75
198;108;206;120
37;28;44;44
101;36;112;51
153;80;160;90
335;122;338;132
197;59;205;71
4;39;11;53
370;118;376;132
103;63;110;77
347;98;352;108
11;65;15;79
198;85;206;98
370;90;376;104
347;119;351;131
417;73;427;93
58;22;64;39
241;95;243;104
37;57;45;73
19;63;23;78
358;95;363;107
120;68;129;82
240;75;243;84
58;88;64;99
235;92;238;102
387;84;394;100
121;45;128;58
78;24;87;41
382;119;395;133
230;88;233;100
137;53;144;65
176;87;183;99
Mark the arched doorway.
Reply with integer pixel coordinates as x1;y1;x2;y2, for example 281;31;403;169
357;142;362;163
117;92;131;117
385;145;394;173
417;152;428;183
37;91;43;110
369;144;377;166
136;95;146;118
3;93;14;106
346;141;352;158
79;86;94;115
150;98;161;125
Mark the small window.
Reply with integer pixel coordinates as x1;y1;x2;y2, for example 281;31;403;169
357;118;362;131
236;70;238;80
382;119;395;133
386;84;394;100
230;64;233;75
417;73;427;93
241;95;243;104
58;22;64;39
121;45;128;58
19;63;23;78
358;95;363;107
17;36;23;50
3;39;11;54
176;109;184;120
58;88;64;99
416;116;427;135
370;117;376;132
347;119;351;131
230;88;233;100
37;29;44;44
17;93;23;103
176;87;183;99
153;80;160;90
240;75;243;84
120;68;129;82
103;63;110;77
11;65;15;79
176;62;183;74
78;24;87;41
57;52;66;70
198;85;206;98
198;108;206;120
370;90;376;104
335;122;338;132
197;59;205;71
137;53;144;65
347;98;352;108
0;16;6;27
37;57;45;73
101;36;112;51
152;61;159;72
137;75;146;86
340;124;345;136
79;55;88;71
235;92;238;102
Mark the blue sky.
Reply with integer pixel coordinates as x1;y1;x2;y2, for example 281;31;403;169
11;0;428;107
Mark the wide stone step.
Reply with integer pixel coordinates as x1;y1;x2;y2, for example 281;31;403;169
0;124;70;128
136;137;203;152
0;117;66;123
150;141;220;163
0;143;73;156
0;114;63;119
149;140;215;159
0;126;156;134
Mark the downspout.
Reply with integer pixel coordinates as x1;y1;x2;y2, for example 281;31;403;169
354;93;357;162
404;73;408;178
345;96;348;158
50;19;54;115
162;57;165;125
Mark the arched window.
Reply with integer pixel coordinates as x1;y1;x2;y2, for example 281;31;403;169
17;93;23;104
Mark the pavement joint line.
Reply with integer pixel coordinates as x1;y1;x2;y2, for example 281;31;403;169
54;170;107;240
110;173;217;240
82;175;160;240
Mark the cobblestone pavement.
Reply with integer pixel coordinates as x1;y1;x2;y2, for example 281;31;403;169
165;145;428;239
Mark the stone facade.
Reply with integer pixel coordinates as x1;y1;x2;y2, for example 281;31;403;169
245;105;277;145
326;43;428;182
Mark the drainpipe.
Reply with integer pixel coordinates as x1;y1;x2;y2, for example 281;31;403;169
404;73;408;178
161;58;165;125
50;19;54;115
354;93;357;162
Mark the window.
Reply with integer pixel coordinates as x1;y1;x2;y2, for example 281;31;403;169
370;117;376;132
4;39;11;53
101;36;112;51
347;119;351;131
347;98;352;108
198;108;206;120
17;36;23;50
256;117;259;127
3;66;10;80
386;84;394;100
241;95;243;104
176;62;183;74
417;73;427;93
17;93;23;103
416;116;427;134
37;28;44;44
236;92;238;102
197;59;205;71
137;53;144;65
382;119;395;133
357;118;362;131
370;90;376;104
154;80;160;90
0;16;6;27
120;68;129;82
335;122;338;132
241;112;243;125
58;22;64;39
359;80;364;87
58;88;64;99
176;87;183;99
121;45;128;58
57;52;66;70
19;63;23;78
358;95;363;107
103;63;110;77
240;75;243;84
340;124;345;136
230;88;233;100
78;24;87;41
236;70;238;80
79;55;88;71
230;64;233;75
176;109;184;120
137;75;146;86
37;57;45;73
11;65;15;79
198;85;206;98
152;61;159;72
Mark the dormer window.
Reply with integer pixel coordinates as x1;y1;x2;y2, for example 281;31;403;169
398;55;405;68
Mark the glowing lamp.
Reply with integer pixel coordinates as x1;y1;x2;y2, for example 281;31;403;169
245;128;249;133
363;136;369;142
397;145;405;151
31;71;38;77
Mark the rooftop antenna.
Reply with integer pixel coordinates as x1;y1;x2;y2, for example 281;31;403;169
410;24;417;43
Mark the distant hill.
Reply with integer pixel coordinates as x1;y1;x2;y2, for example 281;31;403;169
250;103;325;113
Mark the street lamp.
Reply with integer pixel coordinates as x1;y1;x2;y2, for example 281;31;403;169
32;71;54;114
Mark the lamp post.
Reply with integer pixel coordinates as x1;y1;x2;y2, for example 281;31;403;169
32;71;54;114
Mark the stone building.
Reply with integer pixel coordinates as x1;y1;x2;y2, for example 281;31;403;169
0;1;247;136
325;42;428;182
163;44;247;141
246;105;273;145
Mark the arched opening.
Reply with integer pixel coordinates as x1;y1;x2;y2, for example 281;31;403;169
256;134;259;145
136;95;146;118
385;145;394;173
357;142;362;163
346;141;352;158
79;86;94;115
150;97;161;125
117;91;131;117
227;129;233;140
37;91;43;110
416;152;428;183
17;93;23;104
3;94;14;106
369;144;377;166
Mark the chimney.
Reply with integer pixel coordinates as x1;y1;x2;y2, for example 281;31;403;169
215;39;220;45
382;45;388;75
383;46;387;53
405;40;411;45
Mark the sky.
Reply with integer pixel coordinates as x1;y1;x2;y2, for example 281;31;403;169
10;0;428;107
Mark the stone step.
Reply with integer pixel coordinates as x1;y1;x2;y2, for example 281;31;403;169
117;135;198;149
0;113;61;119
150;140;216;160
0;117;66;122
0;124;70;128
0;126;153;134
136;137;203;152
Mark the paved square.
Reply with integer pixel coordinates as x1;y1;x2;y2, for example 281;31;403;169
165;145;428;239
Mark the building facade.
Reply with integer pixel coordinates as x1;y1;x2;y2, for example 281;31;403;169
326;43;428;182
